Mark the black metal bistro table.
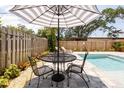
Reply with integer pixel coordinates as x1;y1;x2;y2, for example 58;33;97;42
40;52;77;82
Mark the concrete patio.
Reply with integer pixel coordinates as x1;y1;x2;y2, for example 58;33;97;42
7;53;116;88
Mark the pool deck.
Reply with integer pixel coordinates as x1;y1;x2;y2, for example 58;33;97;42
8;52;124;88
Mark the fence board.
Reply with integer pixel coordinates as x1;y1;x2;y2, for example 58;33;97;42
0;27;6;68
11;29;15;64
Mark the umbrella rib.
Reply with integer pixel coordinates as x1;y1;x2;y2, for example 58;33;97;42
48;6;57;27
94;5;103;15
61;6;70;28
49;13;55;27
45;5;57;15
58;5;71;15
70;5;102;15
63;6;86;25
30;6;55;23
61;13;69;28
10;5;45;11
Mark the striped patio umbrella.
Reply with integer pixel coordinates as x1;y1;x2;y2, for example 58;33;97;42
10;5;101;82
10;5;101;27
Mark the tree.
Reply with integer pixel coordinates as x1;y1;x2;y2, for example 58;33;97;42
37;27;57;52
64;28;73;38
100;6;124;38
47;28;57;52
64;19;107;39
37;27;50;38
26;29;35;34
64;6;124;39
17;24;35;34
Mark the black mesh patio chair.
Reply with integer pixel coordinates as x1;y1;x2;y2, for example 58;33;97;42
66;52;90;88
28;56;54;88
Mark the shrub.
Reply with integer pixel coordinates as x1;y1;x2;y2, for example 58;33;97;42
112;42;124;51
18;62;30;71
120;45;124;52
4;64;20;79
0;76;9;88
48;33;56;52
0;68;5;76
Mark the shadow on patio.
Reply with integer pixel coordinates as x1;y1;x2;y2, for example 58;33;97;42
24;73;108;88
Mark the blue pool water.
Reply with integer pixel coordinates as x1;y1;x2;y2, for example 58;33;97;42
79;54;124;71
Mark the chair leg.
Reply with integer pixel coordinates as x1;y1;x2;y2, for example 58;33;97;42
83;70;90;82
37;76;40;88
69;72;89;88
45;72;54;87
51;81;53;87
29;71;33;85
67;73;70;87
80;74;89;88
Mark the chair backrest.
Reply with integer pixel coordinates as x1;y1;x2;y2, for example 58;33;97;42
81;52;88;72
28;56;39;76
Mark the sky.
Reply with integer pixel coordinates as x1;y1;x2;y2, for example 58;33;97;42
0;5;124;37
90;5;124;37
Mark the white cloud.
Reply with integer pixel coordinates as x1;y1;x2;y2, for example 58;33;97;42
0;5;13;13
0;5;23;25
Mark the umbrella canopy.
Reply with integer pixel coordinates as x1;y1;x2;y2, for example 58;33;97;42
10;5;101;27
10;5;101;82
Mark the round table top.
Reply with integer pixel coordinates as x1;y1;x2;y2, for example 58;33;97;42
39;52;77;63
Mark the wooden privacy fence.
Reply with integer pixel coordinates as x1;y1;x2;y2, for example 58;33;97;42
60;38;124;51
0;26;48;68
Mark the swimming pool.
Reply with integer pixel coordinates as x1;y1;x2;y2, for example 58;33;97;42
79;54;124;71
79;53;124;87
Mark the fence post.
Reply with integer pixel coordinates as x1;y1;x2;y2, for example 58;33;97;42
0;26;6;68
16;30;20;64
28;33;31;59
20;31;22;63
25;32;28;61
22;32;24;61
11;28;16;64
6;27;12;67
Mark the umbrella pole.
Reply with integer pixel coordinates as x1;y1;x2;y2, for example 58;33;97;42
57;5;60;74
52;5;65;83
